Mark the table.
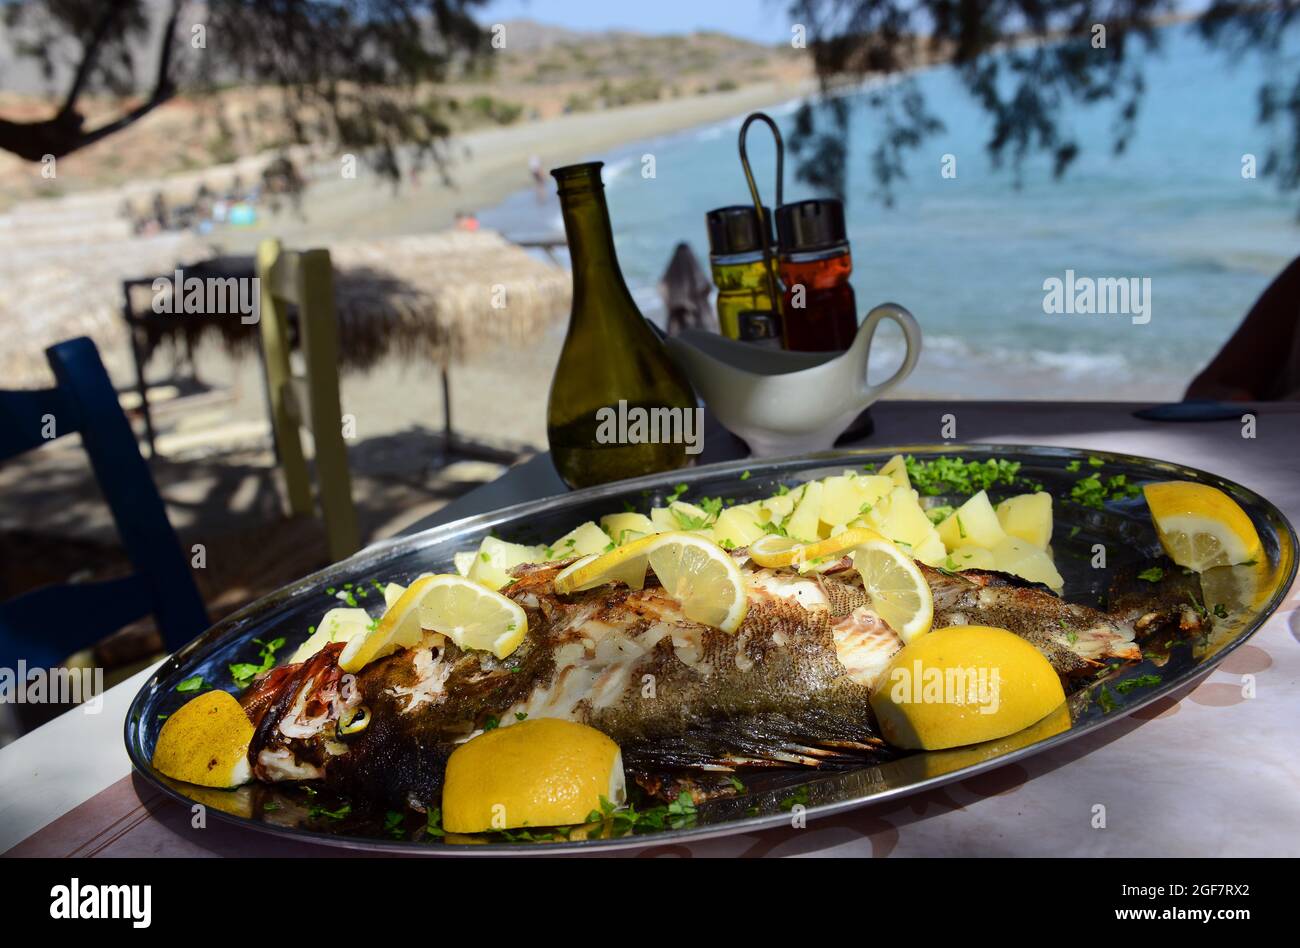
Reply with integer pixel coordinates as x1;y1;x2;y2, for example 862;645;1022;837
3;400;1298;857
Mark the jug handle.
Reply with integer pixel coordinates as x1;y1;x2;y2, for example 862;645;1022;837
854;303;923;400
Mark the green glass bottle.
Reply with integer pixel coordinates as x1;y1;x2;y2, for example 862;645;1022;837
547;162;697;489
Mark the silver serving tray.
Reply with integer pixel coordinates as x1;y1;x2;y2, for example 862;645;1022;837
124;444;1297;854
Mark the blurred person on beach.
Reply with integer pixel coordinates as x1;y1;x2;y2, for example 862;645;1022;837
1186;257;1300;402
454;210;480;232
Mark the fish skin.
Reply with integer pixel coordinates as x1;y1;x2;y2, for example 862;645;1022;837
242;552;1180;808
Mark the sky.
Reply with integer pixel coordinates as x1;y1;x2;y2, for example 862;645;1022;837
476;0;796;45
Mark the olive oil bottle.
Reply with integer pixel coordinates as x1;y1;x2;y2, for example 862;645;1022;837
547;162;696;489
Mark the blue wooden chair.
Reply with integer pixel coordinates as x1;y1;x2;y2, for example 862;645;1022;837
0;336;209;670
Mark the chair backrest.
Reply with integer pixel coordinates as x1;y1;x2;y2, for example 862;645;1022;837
0;337;209;669
256;238;359;561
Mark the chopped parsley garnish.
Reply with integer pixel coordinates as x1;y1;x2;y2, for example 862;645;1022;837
515;711;528;721
1114;674;1161;695
672;508;710;530
775;483;790;496
740;470;751;481
1096;684;1118;713
309;802;352;821
176;675;204;693
926;505;955;525
698;497;724;519
423;807;446;839
482;715;500;731
230;636;286;688
1088;455;1105;468
1065;460;1081;472
1212;603;1229;619
729;775;746;793
1137;566;1165;583
585;792;697;836
665;483;688;503
384;810;407;839
780;785;811;811
903;456;1023;496
758;520;787;537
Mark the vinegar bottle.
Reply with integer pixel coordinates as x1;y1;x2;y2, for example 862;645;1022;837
775;199;859;352
546;162;697;489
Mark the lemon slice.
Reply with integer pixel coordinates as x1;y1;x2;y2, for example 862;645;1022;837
553;532;664;594
749;526;882;569
556;531;747;633
1143;481;1262;572
338;575;435;672
645;533;748;633
441;719;625;833
417;574;528;659
853;535;934;643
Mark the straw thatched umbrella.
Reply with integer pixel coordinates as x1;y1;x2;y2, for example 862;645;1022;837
328;230;571;371
3;224;570;391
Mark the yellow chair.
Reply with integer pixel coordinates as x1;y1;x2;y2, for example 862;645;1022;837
256;238;360;561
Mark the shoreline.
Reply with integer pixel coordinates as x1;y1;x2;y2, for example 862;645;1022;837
206;78;817;255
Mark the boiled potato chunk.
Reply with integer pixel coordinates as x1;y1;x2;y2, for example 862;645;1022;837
548;521;613;560
821;473;893;525
912;532;949;568
600;512;662;545
996;492;1053;549
949;545;996;571
990;536;1064;592
288;607;372;663
784;481;825;542
651;501;713;532
937;490;1006;551
879;454;910;490
453;551;476;577
757;491;796;523
713;503;767;547
867;485;940;550
470;536;545;590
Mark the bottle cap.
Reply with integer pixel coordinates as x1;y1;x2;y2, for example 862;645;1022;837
776;199;848;252
705;205;775;256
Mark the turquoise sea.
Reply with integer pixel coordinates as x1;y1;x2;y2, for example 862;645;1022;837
480;22;1300;399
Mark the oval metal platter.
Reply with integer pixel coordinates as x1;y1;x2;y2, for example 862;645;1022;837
124;444;1296;854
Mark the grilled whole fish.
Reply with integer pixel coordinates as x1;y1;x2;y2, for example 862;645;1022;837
239;552;1197;809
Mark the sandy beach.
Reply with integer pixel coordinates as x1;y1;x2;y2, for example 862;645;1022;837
205;78;814;255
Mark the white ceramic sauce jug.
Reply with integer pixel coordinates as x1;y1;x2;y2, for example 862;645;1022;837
665;302;922;457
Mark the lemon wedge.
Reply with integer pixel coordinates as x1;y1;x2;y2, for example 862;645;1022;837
416;574;528;659
555;531;748;633
554;531;662;594
341;574;527;669
1143;481;1262;572
152;690;254;788
853;534;933;643
338;575;434;672
870;625;1066;750
749;526;881;569
441;718;625;833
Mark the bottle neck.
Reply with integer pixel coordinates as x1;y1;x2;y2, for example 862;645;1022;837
555;172;628;308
